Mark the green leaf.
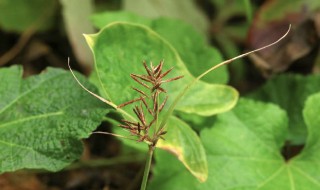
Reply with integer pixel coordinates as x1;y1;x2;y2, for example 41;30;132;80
157;116;208;182
85;22;236;181
300;92;320;160
149;97;320;189
85;22;237;117
0;0;58;32
247;74;320;144
0;66;108;173
91;11;228;84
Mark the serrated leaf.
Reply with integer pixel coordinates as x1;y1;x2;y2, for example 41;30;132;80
0;0;57;32
0;66;108;173
86;23;237;117
157;116;208;182
247;74;320;144
149;97;320;189
91;11;228;84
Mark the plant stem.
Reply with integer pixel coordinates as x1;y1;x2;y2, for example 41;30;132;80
140;145;155;190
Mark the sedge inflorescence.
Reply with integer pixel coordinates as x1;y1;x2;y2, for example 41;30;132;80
117;60;183;145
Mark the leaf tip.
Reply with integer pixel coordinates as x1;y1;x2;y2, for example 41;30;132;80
83;33;97;49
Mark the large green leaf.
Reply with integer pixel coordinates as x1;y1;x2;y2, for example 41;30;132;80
148;98;286;189
91;11;228;84
247;74;320;144
85;22;237;181
0;0;57;32
149;97;320;189
0;66;108;173
85;22;237;117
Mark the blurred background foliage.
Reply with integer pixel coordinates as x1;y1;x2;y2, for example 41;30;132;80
1;0;319;87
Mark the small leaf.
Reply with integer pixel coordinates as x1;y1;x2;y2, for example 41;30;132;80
247;74;320;144
157;116;208;182
0;66;108;173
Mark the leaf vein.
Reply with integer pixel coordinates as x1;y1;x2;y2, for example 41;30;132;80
0;111;64;129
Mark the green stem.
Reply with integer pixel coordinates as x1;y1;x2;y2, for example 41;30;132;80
140;145;155;190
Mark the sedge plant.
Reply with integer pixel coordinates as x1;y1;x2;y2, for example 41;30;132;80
68;25;291;190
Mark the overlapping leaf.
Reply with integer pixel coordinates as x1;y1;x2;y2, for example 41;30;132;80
149;97;320;189
0;66;108;173
248;74;320;144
